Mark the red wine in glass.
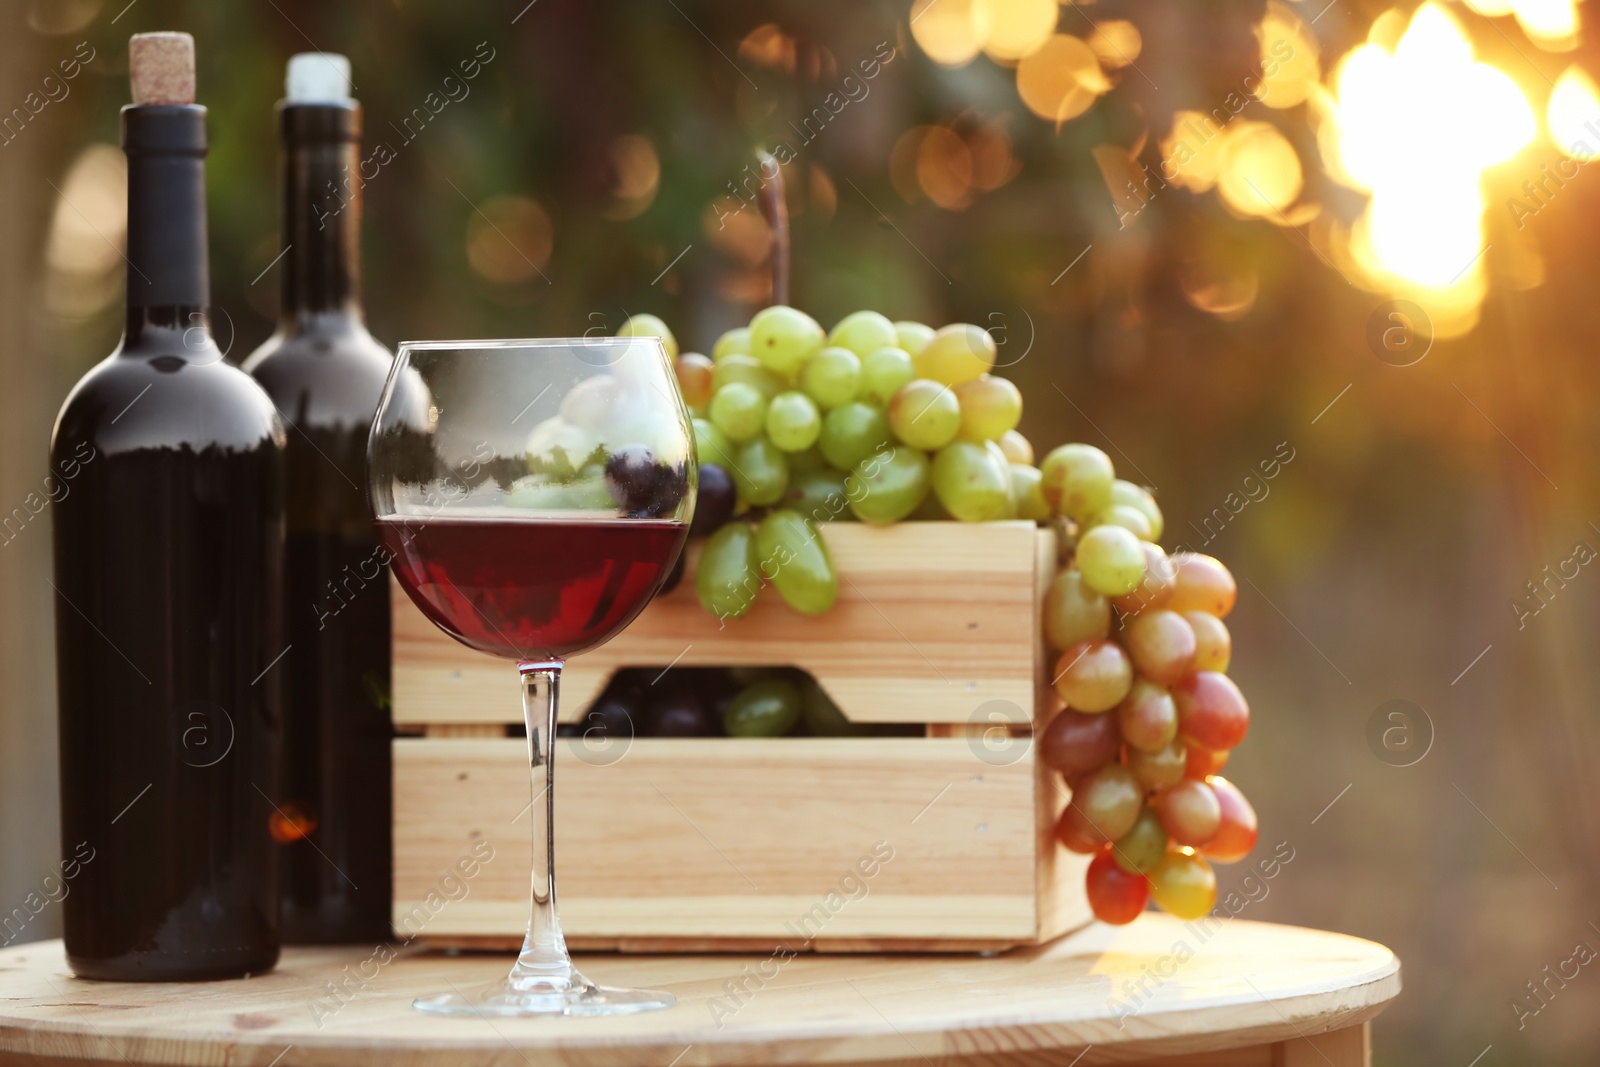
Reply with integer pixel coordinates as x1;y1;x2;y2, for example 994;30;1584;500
376;515;684;661
369;336;694;1017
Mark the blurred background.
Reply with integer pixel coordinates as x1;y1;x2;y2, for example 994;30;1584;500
3;0;1598;1062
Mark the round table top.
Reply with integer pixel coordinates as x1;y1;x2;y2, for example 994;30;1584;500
0;917;1399;1067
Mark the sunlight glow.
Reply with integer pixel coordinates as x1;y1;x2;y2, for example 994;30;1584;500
1324;3;1534;330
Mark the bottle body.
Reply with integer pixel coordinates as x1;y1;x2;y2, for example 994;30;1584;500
242;100;394;943
52;103;286;981
244;327;393;944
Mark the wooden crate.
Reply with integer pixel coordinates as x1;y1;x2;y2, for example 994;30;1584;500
391;520;1092;952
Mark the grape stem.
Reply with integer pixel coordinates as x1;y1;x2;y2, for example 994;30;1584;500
757;148;790;307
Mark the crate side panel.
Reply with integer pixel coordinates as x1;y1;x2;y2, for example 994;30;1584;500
393;737;1040;942
392;522;1043;725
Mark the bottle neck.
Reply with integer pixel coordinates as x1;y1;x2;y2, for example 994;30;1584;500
122;104;210;316
279;103;363;326
123;305;211;350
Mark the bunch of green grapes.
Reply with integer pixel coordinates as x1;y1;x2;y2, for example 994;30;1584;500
631;307;1045;621
1034;447;1258;925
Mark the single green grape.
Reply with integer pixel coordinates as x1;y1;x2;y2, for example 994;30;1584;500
783;468;856;524
1087;503;1153;541
1009;463;1050;521
754;509;838;615
765;391;822;453
1040;442;1114;518
696;522;758;619
1112;478;1164;540
894;320;935;357
954;374;1022;442
798;346;862;409
724;679;803;737
712;353;784;399
985;441;1017;518
800;680;870;736
846;445;931;524
749;304;823;378
931;440;1011;522
1071;763;1143;841
709;381;768;443
617;312;677;358
887;379;961;451
913;322;995;385
693;416;734;468
732;436;790;506
712;326;751;362
998;428;1034;465
1149;850;1216;920
858;346;916;407
827;310;899;359
818;401;893;472
1042;567;1110;650
1077;524;1147;596
1112;806;1169;875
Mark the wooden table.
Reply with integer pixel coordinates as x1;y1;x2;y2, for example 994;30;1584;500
0;916;1398;1066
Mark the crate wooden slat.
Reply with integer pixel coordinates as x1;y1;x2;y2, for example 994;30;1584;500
393;736;1091;950
392;521;1052;726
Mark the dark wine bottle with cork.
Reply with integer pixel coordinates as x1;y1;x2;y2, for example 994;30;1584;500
49;32;285;980
242;53;396;944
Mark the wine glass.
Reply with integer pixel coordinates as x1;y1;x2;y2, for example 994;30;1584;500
368;336;694;1016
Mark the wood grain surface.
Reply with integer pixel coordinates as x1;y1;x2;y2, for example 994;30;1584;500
0;917;1398;1067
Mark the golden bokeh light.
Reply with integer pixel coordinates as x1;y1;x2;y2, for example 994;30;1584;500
1179;260;1261;321
1254;2;1322;109
703;197;774;265
890;121;1018;206
465;195;553;284
1087;21;1142;69
982;0;1060;62
46;145;124;276
890;125;933;202
1323;1;1533;328
738;24;796;73
969;118;1023;190
1016;34;1106;123
45;143;126;318
1511;0;1580;50
917;125;976;209
910;0;992;67
1216;121;1304;218
601;134;659;221
1455;0;1579;50
1547;64;1600;160
1160;111;1229;192
1367;7;1410;49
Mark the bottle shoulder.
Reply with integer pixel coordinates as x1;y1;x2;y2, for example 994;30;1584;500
243;322;395;429
52;349;286;461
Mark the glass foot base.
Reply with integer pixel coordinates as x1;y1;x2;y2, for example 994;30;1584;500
414;975;675;1017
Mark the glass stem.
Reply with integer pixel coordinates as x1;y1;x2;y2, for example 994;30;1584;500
510;659;577;991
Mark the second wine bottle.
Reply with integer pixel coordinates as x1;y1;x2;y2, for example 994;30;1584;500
243;52;394;944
